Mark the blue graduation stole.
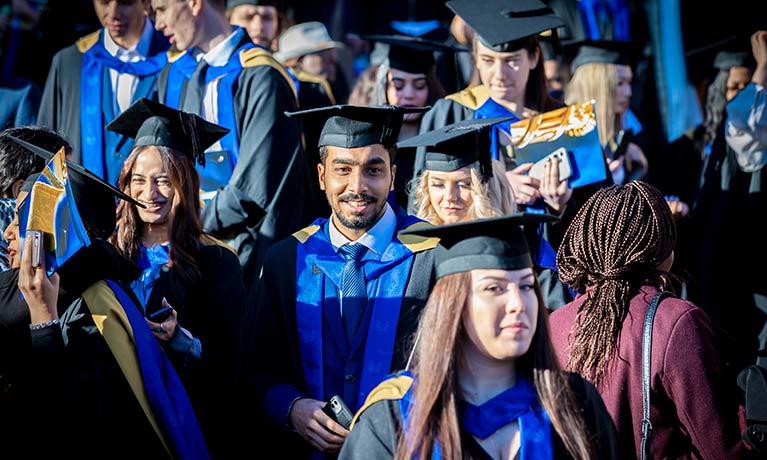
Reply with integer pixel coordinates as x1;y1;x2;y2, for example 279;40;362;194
294;213;423;411
80;30;168;181
163;32;262;192
398;372;553;460
105;279;209;459
473;97;520;162
163;50;198;110
130;243;171;310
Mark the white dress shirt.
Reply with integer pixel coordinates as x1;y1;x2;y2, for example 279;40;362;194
103;17;154;114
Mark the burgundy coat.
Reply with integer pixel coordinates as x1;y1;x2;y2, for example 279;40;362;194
549;286;750;460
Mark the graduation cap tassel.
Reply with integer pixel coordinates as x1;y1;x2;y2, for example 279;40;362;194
179;113;205;167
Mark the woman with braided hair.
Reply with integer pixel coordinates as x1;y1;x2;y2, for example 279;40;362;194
548;181;754;460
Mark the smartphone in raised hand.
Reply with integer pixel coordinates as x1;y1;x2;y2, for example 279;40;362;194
528;147;572;181
147;305;173;323
27;230;45;268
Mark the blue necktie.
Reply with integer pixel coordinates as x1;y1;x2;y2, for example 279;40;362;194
339;243;368;345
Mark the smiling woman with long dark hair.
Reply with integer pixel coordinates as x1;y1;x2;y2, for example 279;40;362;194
107;98;251;458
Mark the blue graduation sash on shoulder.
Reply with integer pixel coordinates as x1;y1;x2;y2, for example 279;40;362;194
294;215;424;411
473;97;520;162
101;279;209;460
165;40;259;192
80;30;168;180
397;372;552;460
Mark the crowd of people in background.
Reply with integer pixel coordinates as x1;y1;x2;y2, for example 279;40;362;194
0;0;766;459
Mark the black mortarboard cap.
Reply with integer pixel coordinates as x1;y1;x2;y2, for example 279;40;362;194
567;39;645;73
360;34;468;74
400;212;559;279
713;51;755;71
285;104;430;149
397;117;513;181
9;137;144;239
226;0;284;10
447;0;564;52
106;98;229;168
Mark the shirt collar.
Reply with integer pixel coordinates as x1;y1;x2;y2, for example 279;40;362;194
200;27;243;66
102;17;153;59
329;203;396;257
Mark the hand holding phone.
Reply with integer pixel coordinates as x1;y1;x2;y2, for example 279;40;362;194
147;304;173;322
528;147;572;181
322;395;353;430
27;229;45;269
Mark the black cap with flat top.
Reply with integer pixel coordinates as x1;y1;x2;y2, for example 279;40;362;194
446;0;564;52
566;39;646;73
360;34;468;74
106;98;229;167
399;212;559;279
285;104;430;149
397;117;514;181
9;137;144;239
713;50;755;71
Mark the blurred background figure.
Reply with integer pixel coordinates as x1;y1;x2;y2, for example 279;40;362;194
275;20;348;103
227;0;286;51
36;0;169;185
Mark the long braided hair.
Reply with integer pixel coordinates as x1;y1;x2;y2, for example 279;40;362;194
556;181;677;386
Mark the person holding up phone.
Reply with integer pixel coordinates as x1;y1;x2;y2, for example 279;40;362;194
8;132;207;458
107;98;252;458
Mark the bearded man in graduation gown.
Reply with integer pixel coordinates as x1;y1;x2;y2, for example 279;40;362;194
245;105;438;459
151;0;312;297
37;0;170;185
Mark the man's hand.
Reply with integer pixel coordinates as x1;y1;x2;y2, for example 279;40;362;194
289;397;349;453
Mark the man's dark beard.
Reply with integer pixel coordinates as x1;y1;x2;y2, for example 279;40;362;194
332;193;382;230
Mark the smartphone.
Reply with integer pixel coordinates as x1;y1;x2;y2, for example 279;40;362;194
528;147;572;181
147;305;173;322
27;229;45;268
322;395;353;429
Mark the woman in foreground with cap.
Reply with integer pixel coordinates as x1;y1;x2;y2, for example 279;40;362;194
548;181;754;459
338;213;618;460
107;98;250;458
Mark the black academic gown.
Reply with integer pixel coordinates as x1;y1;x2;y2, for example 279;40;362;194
245;210;436;459
142;238;246;458
2;241;169;459
339;372;619;460
689;119;767;375
36;28;169;167
292;67;336;219
156;34;312;299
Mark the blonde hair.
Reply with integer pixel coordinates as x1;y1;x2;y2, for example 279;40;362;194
564;62;621;145
410;159;516;225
